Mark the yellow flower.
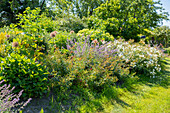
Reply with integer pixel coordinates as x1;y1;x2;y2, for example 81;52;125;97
0;32;7;44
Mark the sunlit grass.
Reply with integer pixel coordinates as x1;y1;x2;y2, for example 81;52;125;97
77;57;170;113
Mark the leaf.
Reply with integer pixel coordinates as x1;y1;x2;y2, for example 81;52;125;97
40;108;44;113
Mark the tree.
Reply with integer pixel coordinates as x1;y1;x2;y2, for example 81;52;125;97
146;26;170;47
49;0;106;18
87;0;169;41
0;0;47;27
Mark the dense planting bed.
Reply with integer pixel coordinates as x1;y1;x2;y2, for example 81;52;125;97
0;6;169;113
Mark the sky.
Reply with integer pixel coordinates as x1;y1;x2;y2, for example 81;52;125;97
159;0;170;27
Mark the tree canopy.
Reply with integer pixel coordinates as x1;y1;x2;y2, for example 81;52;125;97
86;0;169;41
0;0;169;41
0;0;47;27
48;0;106;18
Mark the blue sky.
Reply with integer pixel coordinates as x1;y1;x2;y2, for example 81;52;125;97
159;0;170;27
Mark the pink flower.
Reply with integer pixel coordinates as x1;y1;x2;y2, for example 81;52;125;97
70;30;75;34
6;34;10;38
50;31;57;37
92;39;99;44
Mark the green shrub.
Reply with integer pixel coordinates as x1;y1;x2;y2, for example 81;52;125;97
17;7;58;33
164;47;170;55
0;53;48;98
77;29;114;43
48;31;79;50
86;16;119;37
55;15;88;33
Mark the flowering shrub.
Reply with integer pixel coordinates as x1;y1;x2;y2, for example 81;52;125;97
53;37;131;90
0;80;32;113
111;39;164;76
0;53;48;98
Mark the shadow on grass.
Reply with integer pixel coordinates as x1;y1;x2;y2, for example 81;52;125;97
22;57;170;113
22;84;132;113
23;74;169;113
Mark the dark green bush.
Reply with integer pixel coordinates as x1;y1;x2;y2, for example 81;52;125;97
55;15;88;33
164;47;170;55
0;53;48;98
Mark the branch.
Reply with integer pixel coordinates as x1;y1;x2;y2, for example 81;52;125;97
40;0;46;10
16;0;23;5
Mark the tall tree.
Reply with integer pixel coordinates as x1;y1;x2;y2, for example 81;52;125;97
0;0;47;27
88;0;169;41
49;0;106;18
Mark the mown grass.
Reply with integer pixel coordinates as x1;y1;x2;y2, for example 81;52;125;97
23;56;170;113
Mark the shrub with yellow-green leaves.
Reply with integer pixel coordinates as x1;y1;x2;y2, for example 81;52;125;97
77;29;114;43
0;32;7;44
0;53;49;98
0;32;8;57
17;7;58;33
48;31;79;50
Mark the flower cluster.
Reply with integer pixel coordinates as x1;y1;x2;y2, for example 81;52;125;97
66;36;116;58
111;39;164;76
0;80;31;112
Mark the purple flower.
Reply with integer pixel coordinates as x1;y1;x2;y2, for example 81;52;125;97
5;34;10;38
67;44;71;49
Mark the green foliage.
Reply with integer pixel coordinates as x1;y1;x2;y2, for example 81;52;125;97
48;31;79;50
0;53;48;98
0;0;47;27
17;7;58;33
77;28;114;42
44;50;69;77
164;47;170;55
153;26;170;47
55;16;87;33
49;0;106;18
87;0;169;41
143;26;170;47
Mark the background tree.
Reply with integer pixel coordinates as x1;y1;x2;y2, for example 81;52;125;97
153;26;170;48
145;26;170;47
87;0;169;41
49;0;107;18
0;0;47;27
